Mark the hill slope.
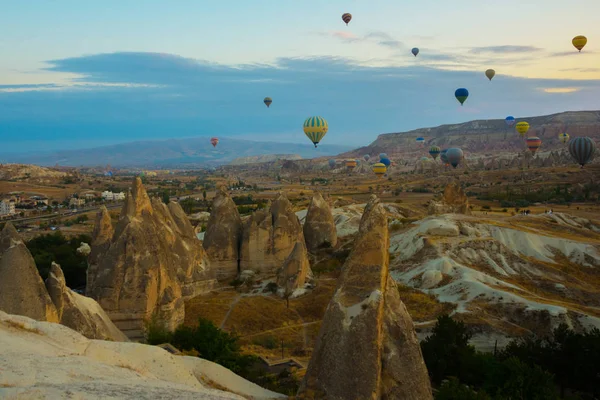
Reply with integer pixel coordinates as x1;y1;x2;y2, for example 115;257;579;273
1;137;352;168
342;110;600;159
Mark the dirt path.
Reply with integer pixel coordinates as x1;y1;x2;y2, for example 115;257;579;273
219;295;241;329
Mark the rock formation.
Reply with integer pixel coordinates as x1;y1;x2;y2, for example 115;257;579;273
203;187;243;280
0;310;285;399
276;241;312;294
428;181;470;215
303;192;337;252
240;193;305;275
298;197;432;400
0;223;59;323
87;177;216;339
45;262;128;342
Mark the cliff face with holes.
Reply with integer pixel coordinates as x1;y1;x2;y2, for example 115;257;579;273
298;196;432;400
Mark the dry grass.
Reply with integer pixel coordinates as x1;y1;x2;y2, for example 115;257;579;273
289;280;337;323
184;290;238;327
397;284;456;322
3;319;43;335
222;296;302;336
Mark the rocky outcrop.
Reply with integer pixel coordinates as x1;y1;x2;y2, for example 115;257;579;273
0;223;59;323
428;181;470;215
203;187;243;280
45;262;128;342
303;192;337;252
276;242;312;294
87;177;216;340
298;197;432;400
240;193;305;275
0;310;285;399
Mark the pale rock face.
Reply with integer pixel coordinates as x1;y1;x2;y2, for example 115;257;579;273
428;181;471;215
303;192;337;252
86;177;215;340
0;223;59;323
0;311;285;400
203;187;243;280
298;197;433;400
76;242;91;256
240;193;306;275
277;241;312;293
45;262;128;342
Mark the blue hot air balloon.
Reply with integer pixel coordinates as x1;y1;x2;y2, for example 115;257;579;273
416;137;425;146
380;157;391;167
505;116;516;127
328;159;336;168
411;47;419;57
455;88;469;106
363;154;370;162
379;153;388;159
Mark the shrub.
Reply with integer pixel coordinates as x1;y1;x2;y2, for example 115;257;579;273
265;282;278;293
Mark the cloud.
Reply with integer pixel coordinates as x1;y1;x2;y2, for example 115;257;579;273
549;50;596;57
323;30;405;49
2;52;600;153
542;87;581;93
469;45;544;54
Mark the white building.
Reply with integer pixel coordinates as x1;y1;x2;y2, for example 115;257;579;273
0;200;16;216
101;191;126;201
69;198;86;207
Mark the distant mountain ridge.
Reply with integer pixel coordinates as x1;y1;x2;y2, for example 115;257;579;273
342;110;600;159
1;137;352;168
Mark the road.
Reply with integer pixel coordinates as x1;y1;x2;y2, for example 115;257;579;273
5;203;122;225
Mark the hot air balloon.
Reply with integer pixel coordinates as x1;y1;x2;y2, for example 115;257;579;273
446;148;464;168
363;154;370;162
411;47;419;57
420;157;430;162
569;137;596;167
429;146;441;160
303;116;328;147
516;122;530;137
416;137;425;146
526;136;542;155
210;137;219;148
505;116;516;127
455;88;469;106
264;97;272;108
572;35;587;52
380;157;391;167
372;163;387;178
328;159;336;168
379;153;387;159
440;149;449;165
559;133;570;144
342;13;352;25
346;160;357;171
485;69;496;81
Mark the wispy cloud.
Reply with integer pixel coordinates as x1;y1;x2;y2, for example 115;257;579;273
542;87;581;93
469;45;544;54
322;30;405;49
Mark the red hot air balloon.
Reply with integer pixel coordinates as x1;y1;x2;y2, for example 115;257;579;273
526;137;542;155
210;137;219;148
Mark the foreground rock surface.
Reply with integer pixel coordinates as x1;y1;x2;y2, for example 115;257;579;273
0;311;284;400
0;223;59;323
203;187;243;280
45;262;128;342
241;192;305;275
298;196;432;400
87;177;216;340
303;192;337;252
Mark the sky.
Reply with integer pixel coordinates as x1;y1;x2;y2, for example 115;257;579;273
1;0;600;153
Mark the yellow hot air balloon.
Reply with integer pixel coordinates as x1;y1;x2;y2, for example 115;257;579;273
559;133;570;144
485;69;496;81
515;121;530;137
346;160;357;171
572;35;587;52
372;162;387;178
303;116;328;147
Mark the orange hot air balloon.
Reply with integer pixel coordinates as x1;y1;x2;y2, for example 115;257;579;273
210;137;219;148
526;136;542;155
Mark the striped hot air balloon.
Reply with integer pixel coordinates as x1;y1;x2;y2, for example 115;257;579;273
526;136;542;155
516;121;530;137
372;163;387;178
569;137;596;167
446;148;464;168
416;137;425;146
363;154;370;162
505;116;516;127
264;97;272;108
342;13;352;25
303;116;328;147
210;137;219;147
346;160;357;171
559;133;570;144
429;146;441;160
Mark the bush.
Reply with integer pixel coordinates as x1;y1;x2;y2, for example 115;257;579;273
252;335;278;350
481;205;491;210
145;313;173;345
265;282;278;293
436;378;490;400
